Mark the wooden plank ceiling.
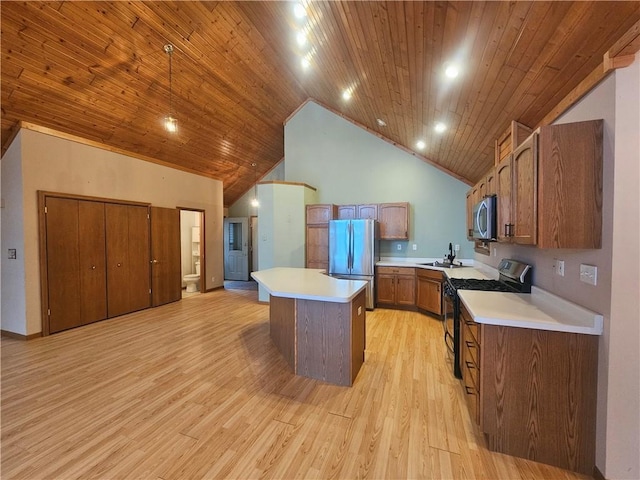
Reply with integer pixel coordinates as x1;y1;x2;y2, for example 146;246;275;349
2;1;639;206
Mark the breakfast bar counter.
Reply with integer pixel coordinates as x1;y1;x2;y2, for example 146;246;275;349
251;268;367;386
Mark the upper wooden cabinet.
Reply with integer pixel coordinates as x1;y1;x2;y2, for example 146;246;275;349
378;202;409;239
337;205;356;219
495;121;533;165
306;204;337;225
357;204;378;220
537;120;603;248
338;204;378;221
509;134;537;245
494;120;603;248
484;167;497;196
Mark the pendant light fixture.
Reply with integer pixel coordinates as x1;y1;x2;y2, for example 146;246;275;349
250;163;260;207
163;44;177;133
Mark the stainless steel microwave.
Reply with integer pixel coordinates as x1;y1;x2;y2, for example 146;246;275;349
471;195;497;241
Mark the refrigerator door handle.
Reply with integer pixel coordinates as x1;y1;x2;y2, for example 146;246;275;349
348;221;353;271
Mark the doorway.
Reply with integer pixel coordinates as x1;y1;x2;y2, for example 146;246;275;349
179;209;205;297
224;217;249;281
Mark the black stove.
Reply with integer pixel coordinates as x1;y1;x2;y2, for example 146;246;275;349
447;278;516;292
443;259;533;378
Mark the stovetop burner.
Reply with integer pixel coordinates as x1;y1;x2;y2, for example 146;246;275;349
448;277;516;292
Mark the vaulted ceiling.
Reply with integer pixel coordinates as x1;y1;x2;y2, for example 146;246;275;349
2;1;639;206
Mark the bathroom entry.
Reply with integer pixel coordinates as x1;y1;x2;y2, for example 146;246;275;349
180;209;204;296
224;217;249;281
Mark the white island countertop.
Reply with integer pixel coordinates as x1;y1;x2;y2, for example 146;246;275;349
251;267;367;303
459;288;603;335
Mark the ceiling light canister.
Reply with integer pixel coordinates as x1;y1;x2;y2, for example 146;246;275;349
416;140;426;150
434;122;447;133
376;118;387;127
444;64;460;79
293;3;306;19
296;31;307;47
342;89;352;101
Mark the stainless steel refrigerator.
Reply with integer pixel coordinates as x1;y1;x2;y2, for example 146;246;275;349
328;219;379;309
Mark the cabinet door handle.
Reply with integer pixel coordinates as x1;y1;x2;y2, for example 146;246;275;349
90;265;96;270
465;386;476;395
465;340;476;349
117;263;122;267
466;361;475;369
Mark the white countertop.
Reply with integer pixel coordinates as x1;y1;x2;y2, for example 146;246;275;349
459;287;603;335
376;257;474;272
251;267;367;303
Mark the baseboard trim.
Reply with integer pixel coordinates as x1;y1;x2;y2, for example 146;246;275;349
593;465;606;480
1;330;42;341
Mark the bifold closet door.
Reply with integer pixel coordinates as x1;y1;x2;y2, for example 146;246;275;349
150;206;181;307
45;198;107;333
105;204;151;317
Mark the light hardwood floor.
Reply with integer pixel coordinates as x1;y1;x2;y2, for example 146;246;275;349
1;288;592;479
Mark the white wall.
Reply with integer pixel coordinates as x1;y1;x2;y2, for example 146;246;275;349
256;182;317;301
228;162;285;218
1;127;224;336
284;101;473;259
606;54;639;480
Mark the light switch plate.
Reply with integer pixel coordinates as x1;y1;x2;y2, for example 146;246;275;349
580;264;597;285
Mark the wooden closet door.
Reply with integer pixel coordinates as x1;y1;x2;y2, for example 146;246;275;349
78;201;107;325
106;204;151;317
150;206;181;306
126;205;151;312
46;198;106;333
106;203;129;317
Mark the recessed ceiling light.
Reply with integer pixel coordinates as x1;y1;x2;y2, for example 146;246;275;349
376;118;387;127
434;122;447;133
301;57;310;69
294;3;306;19
342;89;352;101
416;140;426;150
296;31;307;47
444;64;460;79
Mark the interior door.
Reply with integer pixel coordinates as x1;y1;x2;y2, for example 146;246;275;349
224;217;249;281
106;204;150;316
46;197;107;333
150;206;181;306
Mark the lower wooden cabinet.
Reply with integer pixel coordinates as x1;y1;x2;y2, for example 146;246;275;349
459;302;598;475
416;269;442;316
375;267;415;307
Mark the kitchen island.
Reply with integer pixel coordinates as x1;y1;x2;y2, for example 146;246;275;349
251;268;367;386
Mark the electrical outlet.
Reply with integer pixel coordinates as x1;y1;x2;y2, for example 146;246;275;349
8;248;16;259
396;243;402;251
454;244;460;252
412;244;417;251
580;264;597;285
492;245;497;257
554;260;565;276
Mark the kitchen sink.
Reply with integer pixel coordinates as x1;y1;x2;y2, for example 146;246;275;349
419;261;465;269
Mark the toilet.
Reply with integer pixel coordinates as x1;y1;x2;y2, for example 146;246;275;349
183;261;200;293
